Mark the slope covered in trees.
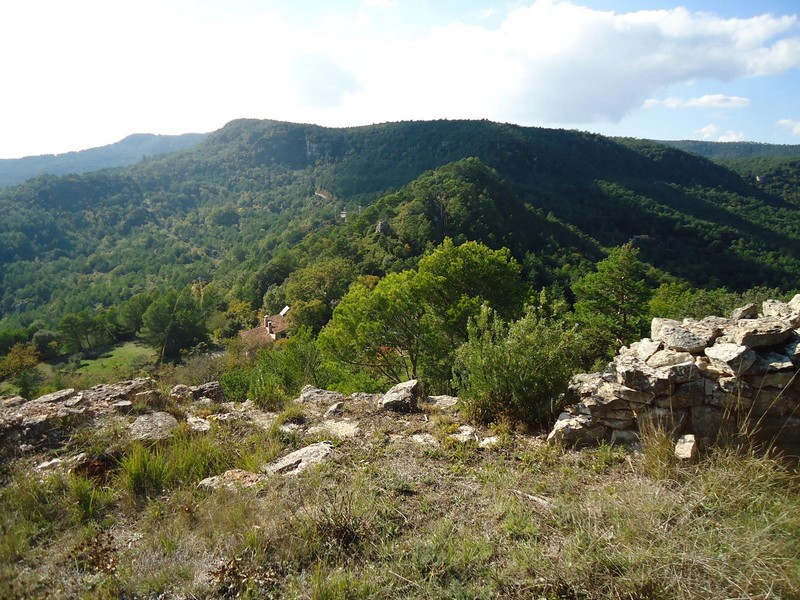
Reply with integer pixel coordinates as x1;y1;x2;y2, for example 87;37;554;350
2;118;800;352
0;133;207;188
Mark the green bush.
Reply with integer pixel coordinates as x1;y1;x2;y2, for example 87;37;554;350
453;306;582;427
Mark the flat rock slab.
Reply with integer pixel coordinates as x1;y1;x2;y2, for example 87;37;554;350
730;318;794;348
262;441;334;476
198;469;269;490
297;385;346;406
306;420;360;439
425;395;459;409
129;411;179;440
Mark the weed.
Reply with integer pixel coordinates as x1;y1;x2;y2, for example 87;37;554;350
69;475;115;522
118;442;170;498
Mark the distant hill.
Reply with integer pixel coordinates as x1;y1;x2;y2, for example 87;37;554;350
2;118;800;327
655;139;800;161
0;133;208;187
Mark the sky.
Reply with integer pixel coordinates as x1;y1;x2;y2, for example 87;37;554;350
1;0;799;158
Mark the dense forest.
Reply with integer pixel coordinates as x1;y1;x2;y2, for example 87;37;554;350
2;118;800;414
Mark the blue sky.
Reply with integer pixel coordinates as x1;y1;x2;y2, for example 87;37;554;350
1;0;799;157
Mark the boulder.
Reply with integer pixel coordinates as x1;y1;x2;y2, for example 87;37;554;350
129;411;179;440
262;441;334;476
381;380;420;412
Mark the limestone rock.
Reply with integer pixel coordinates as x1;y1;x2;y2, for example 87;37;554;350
651;318;681;341
690;406;736;439
129;411;179;440
704;343;756;375
306;420;360;439
410;432;438;446
198;469;269;491
34;389;78;404
449;425;476;443
170;384;193;403
479;436;500;449
425;395;459;409
297;385;346;406
381;379;420;412
638;407;687;435
262;441;334;476
646;350;693;369
192;381;225;403
630;338;662;362
187;415;212;432
324;402;345;417
653;322;707;354
655;379;706;408
730;303;757;320
547;412;605;446
729;317;794;348
674;434;698;460
762;299;800;326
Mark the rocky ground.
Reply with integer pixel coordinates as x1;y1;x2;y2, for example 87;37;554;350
1;353;799;598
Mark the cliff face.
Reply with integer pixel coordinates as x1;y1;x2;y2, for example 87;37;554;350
549;297;800;452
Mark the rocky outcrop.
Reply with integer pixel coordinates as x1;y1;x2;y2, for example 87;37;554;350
548;297;800;450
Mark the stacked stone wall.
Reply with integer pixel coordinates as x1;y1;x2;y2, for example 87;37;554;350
548;297;800;450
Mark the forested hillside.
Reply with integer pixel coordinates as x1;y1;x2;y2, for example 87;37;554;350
2;118;800;391
0;133;207;188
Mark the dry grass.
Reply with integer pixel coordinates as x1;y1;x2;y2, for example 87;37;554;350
1;398;799;599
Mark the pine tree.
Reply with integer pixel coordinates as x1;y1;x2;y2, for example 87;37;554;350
573;243;651;357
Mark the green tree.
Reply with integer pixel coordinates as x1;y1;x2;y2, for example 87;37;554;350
572;243;651;359
1;342;41;398
139;289;208;361
417;238;527;345
318;271;430;384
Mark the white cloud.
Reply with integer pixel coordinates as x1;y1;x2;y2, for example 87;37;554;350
718;130;746;142
777;119;800;136
685;95;750;108
1;0;799;156
648;94;751;109
697;124;720;139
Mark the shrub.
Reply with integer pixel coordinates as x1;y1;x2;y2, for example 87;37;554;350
453;306;582;427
